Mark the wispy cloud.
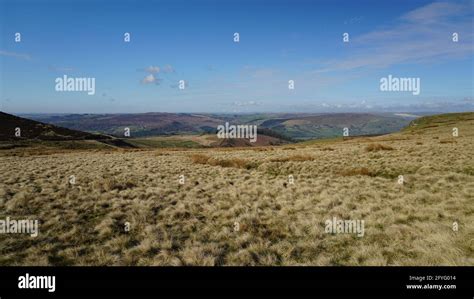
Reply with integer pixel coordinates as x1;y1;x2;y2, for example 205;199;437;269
48;65;74;72
401;1;468;23
314;1;474;73
241;66;279;79
343;16;364;25
0;50;31;60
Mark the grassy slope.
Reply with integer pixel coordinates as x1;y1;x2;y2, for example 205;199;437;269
0;113;472;266
404;112;474;131
126;137;204;148
263;113;411;140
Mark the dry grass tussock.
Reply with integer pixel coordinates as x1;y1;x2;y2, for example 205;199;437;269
439;139;457;144
270;154;314;162
0;114;473;266
191;154;258;169
365;143;394;152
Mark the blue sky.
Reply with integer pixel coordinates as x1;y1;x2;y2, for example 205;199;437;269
0;0;473;113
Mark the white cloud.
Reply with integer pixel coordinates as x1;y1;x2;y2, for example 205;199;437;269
139;65;175;86
142;74;160;84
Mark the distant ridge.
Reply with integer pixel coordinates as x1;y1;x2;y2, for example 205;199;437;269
0;111;111;141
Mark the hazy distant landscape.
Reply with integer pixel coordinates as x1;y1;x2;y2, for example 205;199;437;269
23;112;416;142
1;111;419;151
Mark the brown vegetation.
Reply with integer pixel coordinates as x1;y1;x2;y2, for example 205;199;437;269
365;143;394;152
270;154;314;162
191;154;258;169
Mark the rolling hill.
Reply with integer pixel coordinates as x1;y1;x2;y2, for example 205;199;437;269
259;113;412;139
25;113;224;137
0;112;140;150
0;112;292;149
25;112;415;140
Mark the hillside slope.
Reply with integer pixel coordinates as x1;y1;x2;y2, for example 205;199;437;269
261;113;411;140
0;112;111;141
404;112;474;133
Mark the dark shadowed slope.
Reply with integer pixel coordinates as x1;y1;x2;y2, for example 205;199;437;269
0;112;112;141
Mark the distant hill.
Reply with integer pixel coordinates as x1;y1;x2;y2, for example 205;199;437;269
259;113;412;140
26;113;224;137
26;112;414;140
0;112;111;141
0;112;290;149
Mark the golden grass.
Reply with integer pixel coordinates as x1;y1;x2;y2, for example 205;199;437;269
0;113;473;266
338;167;375;177
191;154;258;169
